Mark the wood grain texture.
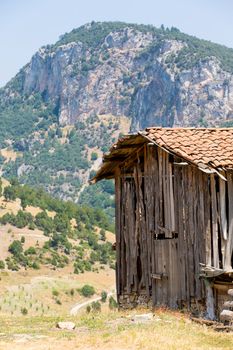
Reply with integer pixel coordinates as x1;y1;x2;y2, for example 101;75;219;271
115;142;233;317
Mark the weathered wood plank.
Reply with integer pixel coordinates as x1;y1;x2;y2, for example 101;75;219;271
225;173;233;270
152;147;159;304
169;163;175;232
219;176;228;241
204;175;212;267
115;167;121;298
183;166;190;307
197;171;206;299
174;161;186;303
187;167;195;297
144;145;153;293
158;148;164;226
210;175;219;268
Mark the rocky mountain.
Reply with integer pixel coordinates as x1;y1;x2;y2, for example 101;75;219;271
1;21;233;210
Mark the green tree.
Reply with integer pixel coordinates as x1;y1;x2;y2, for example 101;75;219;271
8;240;23;257
25;246;36;255
3;186;17;201
101;290;107;303
80;284;95;297
35;211;54;235
21;197;27;210
54;213;71;233
14;211;33;228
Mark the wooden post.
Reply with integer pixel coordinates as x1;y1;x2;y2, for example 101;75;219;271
205;279;215;320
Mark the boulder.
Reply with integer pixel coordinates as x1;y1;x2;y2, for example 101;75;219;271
227;289;233;297
223;301;233;309
56;321;76;330
220;310;233;322
131;313;154;322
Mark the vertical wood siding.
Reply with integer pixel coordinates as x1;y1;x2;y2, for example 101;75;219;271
115;144;233;309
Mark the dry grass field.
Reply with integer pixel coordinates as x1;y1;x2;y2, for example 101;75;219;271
0;260;231;350
0;308;232;350
0;181;232;349
0;266;115;318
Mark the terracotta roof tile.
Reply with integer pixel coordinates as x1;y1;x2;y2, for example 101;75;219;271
93;128;233;182
144;127;233;170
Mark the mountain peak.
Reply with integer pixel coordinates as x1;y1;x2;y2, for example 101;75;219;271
0;22;233;205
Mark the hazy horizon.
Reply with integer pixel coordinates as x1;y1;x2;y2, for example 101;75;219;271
1;0;233;87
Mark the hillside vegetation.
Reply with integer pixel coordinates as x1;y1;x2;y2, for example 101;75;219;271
1;21;233;211
0;178;115;274
55;21;233;73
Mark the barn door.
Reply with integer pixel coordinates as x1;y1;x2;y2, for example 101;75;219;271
152;238;179;308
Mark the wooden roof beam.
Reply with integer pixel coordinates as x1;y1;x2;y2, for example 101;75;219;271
112;142;146;150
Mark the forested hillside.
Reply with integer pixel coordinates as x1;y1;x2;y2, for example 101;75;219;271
1;21;233;208
0;178;115;273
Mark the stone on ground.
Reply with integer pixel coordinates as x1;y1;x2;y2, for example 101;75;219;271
57;322;76;330
220;310;233;322
131;313;154;322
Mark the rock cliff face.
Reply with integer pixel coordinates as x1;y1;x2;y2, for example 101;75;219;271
1;22;233;205
8;23;233;131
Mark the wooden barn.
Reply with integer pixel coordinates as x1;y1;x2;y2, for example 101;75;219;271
93;127;233;319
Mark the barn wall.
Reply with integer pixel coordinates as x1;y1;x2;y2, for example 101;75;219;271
115;144;233;313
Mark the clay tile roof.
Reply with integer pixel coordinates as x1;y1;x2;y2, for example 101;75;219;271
92;128;233;182
144;127;233;170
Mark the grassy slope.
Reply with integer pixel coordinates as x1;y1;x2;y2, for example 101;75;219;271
0;266;115;318
0;309;232;349
0;179;115;319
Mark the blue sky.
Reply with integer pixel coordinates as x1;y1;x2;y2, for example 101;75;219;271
0;0;232;87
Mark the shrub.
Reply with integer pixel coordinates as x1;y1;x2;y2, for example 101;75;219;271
86;305;91;313
109;296;118;309
91;301;101;312
91;152;98;161
0;260;5;269
6;257;19;271
100;229;106;241
79;284;95;297
8;240;23;257
25;246;36;255
32;261;40;270
74;259;91;274
35;211;54;234
21;307;28;315
52;289;59;297
53;213;71;233
101;290;107;303
28;222;36;230
3;186;17;201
